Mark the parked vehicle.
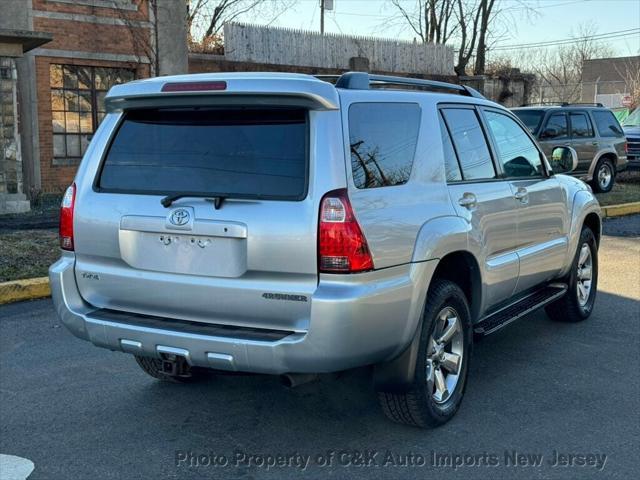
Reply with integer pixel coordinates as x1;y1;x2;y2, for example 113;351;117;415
622;107;640;170
512;104;627;192
50;72;601;428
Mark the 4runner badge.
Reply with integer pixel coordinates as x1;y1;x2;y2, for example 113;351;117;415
262;293;308;302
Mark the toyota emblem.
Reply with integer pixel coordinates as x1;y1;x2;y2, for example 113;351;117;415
169;208;190;226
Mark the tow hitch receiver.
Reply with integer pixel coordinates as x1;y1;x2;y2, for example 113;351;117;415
160;353;191;377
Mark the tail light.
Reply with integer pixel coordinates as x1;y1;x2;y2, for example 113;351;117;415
318;189;373;273
59;183;76;250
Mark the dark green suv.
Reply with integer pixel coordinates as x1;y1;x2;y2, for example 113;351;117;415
512;104;627;192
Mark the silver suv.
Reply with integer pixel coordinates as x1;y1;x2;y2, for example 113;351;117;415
50;72;602;428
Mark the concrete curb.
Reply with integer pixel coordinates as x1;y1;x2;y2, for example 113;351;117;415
0;277;50;305
602;201;640;218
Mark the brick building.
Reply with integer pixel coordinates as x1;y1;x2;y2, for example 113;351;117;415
0;0;188;213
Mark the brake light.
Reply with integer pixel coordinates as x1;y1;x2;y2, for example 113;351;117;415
59;183;76;251
161;81;227;92
318;189;373;273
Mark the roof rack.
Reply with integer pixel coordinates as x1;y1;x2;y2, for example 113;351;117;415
520;101;604;107
319;72;485;99
566;102;604;107
520;102;569;107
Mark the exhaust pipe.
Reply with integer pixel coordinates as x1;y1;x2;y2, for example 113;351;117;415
280;373;318;388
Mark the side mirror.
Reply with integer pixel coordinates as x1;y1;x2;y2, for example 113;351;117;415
550;146;578;173
541;127;558;139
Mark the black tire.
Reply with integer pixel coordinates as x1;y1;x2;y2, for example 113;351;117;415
377;279;472;428
591;157;615;193
134;355;207;383
545;226;598;322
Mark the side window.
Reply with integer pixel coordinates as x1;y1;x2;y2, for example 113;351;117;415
349;103;421;189
484;110;543;178
591;110;624;138
441;108;496;180
439;115;462;182
541;113;568;139
570;113;594;138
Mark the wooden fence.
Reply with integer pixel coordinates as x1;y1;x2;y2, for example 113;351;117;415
223;23;454;76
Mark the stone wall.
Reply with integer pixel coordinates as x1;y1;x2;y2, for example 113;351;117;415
461;72;535;107
0;57;20;195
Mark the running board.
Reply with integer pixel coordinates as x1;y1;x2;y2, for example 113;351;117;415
474;284;568;336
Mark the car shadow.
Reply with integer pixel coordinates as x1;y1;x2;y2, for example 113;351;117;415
115;289;639;460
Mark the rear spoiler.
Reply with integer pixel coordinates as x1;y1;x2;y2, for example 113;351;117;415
105;76;339;112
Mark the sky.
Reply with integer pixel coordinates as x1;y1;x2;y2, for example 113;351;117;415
233;0;640;59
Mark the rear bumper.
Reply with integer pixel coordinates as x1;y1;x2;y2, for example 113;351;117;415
617;155;629;172
49;254;436;374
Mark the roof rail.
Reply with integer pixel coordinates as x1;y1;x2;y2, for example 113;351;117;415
330;72;485;99
520;102;569;107
519;101;605;107
566;102;604;107
314;74;340;83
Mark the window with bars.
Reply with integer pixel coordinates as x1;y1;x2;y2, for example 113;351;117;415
50;64;135;164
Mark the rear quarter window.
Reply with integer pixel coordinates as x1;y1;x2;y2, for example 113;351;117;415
97;107;308;200
348;103;421;189
591;110;625;138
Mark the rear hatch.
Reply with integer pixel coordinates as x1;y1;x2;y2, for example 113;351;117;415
73;104;321;332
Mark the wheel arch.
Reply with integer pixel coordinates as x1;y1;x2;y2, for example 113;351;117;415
559;190;602;278
429;251;482;323
373;250;481;392
590;150;618;180
583;211;602;247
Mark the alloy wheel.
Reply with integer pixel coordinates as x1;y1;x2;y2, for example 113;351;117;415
576;243;593;307
597;164;612;190
426;307;464;404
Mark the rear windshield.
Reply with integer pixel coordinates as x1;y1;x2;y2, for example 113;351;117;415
98;108;308;200
512;109;544;134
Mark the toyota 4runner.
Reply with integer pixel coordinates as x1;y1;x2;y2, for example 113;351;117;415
50;72;602;428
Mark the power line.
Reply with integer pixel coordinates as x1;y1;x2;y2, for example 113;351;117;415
330;0;599;18
489;28;640;51
491;28;640;49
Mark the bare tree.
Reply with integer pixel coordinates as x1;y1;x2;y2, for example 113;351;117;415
454;0;482;76
531;24;615;103
472;0;497;75
188;0;292;40
387;0;504;76
389;0;458;44
614;57;640;109
115;0;158;74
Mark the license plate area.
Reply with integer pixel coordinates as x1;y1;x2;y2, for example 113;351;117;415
119;229;247;277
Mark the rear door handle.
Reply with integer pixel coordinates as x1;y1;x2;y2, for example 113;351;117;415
458;192;477;209
514;187;529;204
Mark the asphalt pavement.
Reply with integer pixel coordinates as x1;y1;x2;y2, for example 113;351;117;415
1;215;638;480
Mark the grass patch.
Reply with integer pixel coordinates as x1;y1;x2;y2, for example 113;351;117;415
595;171;640;206
0;193;61;219
0;229;59;282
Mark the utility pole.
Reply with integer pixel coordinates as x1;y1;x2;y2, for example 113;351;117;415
320;0;325;35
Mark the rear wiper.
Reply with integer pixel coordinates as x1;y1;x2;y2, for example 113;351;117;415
161;193;226;209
